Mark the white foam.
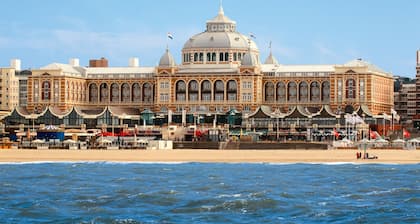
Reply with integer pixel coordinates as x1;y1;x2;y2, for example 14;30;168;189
0;161;192;165
216;193;242;199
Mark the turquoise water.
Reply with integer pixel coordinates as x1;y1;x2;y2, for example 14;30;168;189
0;162;419;223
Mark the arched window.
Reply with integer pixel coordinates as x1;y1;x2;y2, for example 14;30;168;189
227;80;237;101
89;83;98;102
214;80;224;101
100;83;108;102
176;80;186;101
346;79;356;99
287;82;297;102
199;53;203;62
321;81;330;102
188;80;199;101
42;81;51;100
194;53;198;62
143;83;153;102
225;52;229;62
121;83;130;102
212;53;216;61
219;52;224;62
132;83;141;102
299;81;308;102
276;82;286;102
206;53;211;62
71;82;75;101
110;83;119;102
310;82;320;102
201;80;211;101
265;82;274;102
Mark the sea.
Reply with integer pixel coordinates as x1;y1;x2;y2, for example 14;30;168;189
0;162;418;223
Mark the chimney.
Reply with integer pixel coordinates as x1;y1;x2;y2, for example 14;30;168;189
89;57;109;67
69;58;80;67
129;57;139;67
417;50;420;65
10;59;21;71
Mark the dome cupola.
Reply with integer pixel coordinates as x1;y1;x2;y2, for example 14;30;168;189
181;5;259;65
205;5;237;33
264;51;279;65
241;46;260;67
159;48;176;67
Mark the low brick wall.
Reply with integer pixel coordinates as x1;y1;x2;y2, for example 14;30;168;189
174;141;329;150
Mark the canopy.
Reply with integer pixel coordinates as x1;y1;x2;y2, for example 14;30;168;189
392;139;405;143
32;139;45;143
63;139;77;144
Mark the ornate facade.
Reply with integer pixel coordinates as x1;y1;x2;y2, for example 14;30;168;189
25;6;394;122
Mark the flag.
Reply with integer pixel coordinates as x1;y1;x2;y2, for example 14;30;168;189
391;108;397;116
333;128;340;138
369;130;377;139
249;32;256;39
403;128;410;139
167;32;174;40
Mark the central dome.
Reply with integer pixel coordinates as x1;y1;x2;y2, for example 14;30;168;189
183;32;258;50
181;6;259;65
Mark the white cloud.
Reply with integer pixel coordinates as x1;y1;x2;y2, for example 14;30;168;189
314;42;336;58
271;45;299;61
0;27;197;66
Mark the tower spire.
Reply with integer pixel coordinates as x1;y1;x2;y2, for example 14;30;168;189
219;0;224;15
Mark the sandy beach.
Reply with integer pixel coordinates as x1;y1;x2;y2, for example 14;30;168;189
0;149;419;164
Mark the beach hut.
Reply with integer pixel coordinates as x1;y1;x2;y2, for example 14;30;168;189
407;138;420;150
63;139;78;150
33;139;48;149
374;138;389;148
33;139;45;143
332;138;354;148
391;138;405;148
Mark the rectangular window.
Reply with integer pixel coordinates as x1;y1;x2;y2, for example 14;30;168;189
242;93;252;101
160;82;169;89
160;93;169;102
242;81;252;89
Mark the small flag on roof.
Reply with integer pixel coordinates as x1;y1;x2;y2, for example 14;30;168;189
249;32;256;39
167;32;174;40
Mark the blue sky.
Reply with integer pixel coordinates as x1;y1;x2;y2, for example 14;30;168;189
0;0;419;77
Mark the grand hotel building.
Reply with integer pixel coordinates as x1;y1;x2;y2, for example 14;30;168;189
4;6;394;131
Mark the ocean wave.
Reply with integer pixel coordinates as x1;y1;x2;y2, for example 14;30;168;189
1;163;419;223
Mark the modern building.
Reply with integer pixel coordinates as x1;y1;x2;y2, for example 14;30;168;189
414;50;420;128
0;60;20;112
2;6;395;137
394;81;416;124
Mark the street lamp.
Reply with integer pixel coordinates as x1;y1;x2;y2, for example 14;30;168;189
272;109;281;141
28;114;37;145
